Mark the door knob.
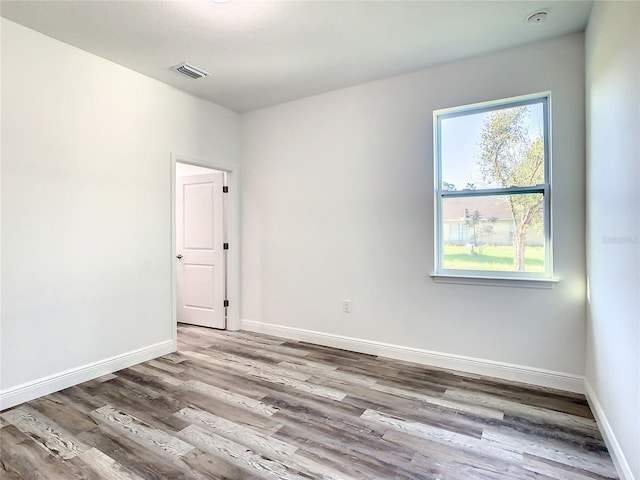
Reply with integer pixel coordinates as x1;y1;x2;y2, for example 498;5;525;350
176;254;183;260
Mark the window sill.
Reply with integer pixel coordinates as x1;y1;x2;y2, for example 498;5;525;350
429;273;559;289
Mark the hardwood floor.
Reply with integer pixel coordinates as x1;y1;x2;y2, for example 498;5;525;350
1;324;617;479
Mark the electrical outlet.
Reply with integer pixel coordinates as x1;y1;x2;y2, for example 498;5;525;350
342;299;351;313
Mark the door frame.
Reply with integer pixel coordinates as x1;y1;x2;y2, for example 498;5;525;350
170;153;241;348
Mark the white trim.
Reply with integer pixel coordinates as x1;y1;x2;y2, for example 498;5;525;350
170;156;178;347
430;273;559;289
435;91;552;117
241;319;584;394
584;380;636;480
0;340;174;411
171;153;241;331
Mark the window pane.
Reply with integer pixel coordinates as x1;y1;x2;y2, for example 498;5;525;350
440;102;545;191
442;194;544;272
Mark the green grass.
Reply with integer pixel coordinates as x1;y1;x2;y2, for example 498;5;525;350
444;244;544;272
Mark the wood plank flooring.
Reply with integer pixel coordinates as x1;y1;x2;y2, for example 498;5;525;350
1;324;618;479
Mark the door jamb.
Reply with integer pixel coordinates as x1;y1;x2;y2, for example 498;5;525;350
170;153;241;350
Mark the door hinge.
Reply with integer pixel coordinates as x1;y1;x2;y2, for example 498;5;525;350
224;300;229;308
223;243;229;250
223;186;229;193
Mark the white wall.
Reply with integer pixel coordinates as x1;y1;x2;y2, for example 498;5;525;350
0;19;240;407
585;3;640;479
241;34;587;388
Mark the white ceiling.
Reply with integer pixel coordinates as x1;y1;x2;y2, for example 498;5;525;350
0;0;593;113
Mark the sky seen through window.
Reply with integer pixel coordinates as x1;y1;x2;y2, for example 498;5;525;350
440;103;544;190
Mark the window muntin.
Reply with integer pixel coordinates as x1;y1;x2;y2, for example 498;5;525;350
434;94;551;279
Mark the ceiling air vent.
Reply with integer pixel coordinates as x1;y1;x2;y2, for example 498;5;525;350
172;62;210;79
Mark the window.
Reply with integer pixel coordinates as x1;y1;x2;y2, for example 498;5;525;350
434;93;552;280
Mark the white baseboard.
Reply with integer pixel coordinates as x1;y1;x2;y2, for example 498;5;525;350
241;319;585;394
0;340;175;411
584;380;636;480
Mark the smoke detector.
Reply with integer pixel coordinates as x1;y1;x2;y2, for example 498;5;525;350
526;11;548;24
171;62;211;79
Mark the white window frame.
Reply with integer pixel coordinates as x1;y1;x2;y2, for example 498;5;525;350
433;92;553;283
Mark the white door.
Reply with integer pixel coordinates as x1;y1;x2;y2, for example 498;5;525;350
176;172;226;329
